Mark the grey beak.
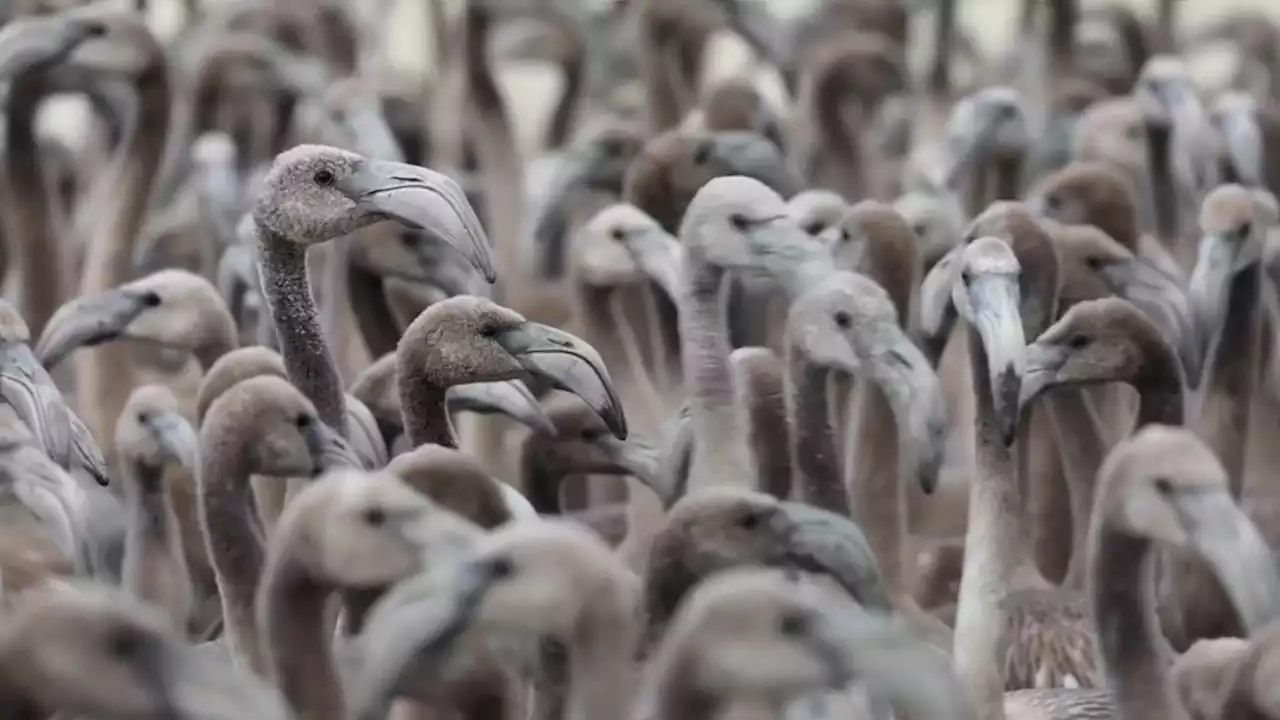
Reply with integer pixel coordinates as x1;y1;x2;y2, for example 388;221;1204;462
618;226;685;303
1187;491;1280;633
710;132;803;198
969;276;1026;446
1214;99;1264;187
594;434;668;503
349;564;493;720
340;160;497;283
1019;341;1060;414
446;380;556;436
918;246;962;366
146;411;199;472
496;323;628;440
36;289;151;369
302;420;358;473
0;14;105;82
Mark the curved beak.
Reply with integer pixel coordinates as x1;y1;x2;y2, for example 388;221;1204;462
968;275;1026;446
1183;490;1280;632
497;323;627;440
918;245;962;366
620;226;685;303
446;380;555;436
593;434;667;502
1100;256;1202;387
1019;340;1062;415
302;420;359;474
1214;98;1263;187
338;101;405;165
0;15;102;82
36;289;150;369
348;565;490;720
133;193;198;269
710;132;803;198
941;108;1005;188
145;411;199;472
1186;232;1257;382
866;329;949;495
339;160;496;283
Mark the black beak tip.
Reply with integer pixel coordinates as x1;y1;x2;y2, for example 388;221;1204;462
607;415;628;441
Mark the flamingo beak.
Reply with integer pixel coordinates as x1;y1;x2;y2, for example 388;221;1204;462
496;322;628;440
342;160;497;283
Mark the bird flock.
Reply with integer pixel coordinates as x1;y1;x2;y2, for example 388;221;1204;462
1;0;1280;718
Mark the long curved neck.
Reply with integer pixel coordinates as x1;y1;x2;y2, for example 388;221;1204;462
544;42;585;151
257;228;348;435
198;428;269;675
519;443;565;513
785;343;846;514
732;352;792;500
683;262;748;491
122;459;190;631
1134;345;1185;427
1144;123;1184;253
261;554;345;720
1197;263;1262;497
1091;525;1182;720
851;380;911;600
75;63;171;471
810;75;866;201
3;76;62;339
395;360;456;449
638;18;694;133
968;154;1024;218
346;264;401;359
1047;387;1113;590
464;2;524;306
953;325;1024;720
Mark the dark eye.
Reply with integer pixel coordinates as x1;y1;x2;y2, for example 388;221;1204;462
729;214;750;231
912;223;928;237
778;611;810;637
960;270;973;285
833;310;853;329
488;556;514;579
295;414;313;429
691;141;711;165
839;229;851;243
362;507;387;527
140;291;161;307
803;222;824;236
313;169;335;186
611;228;626;243
1067;333;1090;349
1084;256;1103;270
1237;222;1253;238
599;139;622;158
1044;194;1061;211
136;411;151;426
738;512;761;530
106;628;141;658
480;325;499;338
1153;477;1174;495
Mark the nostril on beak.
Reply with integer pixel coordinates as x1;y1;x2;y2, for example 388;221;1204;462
79;21;109;38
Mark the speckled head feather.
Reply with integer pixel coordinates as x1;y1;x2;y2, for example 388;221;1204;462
1026;161;1142;251
254;144;495;281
